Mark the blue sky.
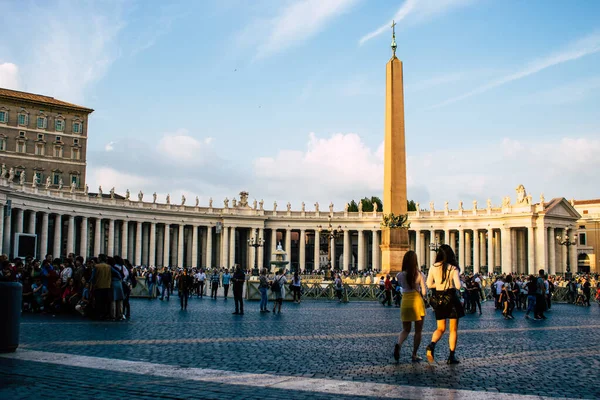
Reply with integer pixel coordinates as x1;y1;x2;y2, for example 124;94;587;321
1;0;599;209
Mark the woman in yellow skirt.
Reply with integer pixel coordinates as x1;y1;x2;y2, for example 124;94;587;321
393;250;427;362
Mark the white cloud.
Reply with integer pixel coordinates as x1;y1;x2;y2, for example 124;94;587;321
0;62;20;90
158;129;214;163
105;141;116;152
88;167;151;194
430;31;600;109
359;0;474;46
255;0;359;59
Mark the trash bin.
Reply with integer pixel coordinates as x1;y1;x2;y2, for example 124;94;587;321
0;281;22;353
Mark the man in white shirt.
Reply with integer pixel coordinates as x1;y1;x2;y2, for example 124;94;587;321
195;269;206;298
494;277;504;309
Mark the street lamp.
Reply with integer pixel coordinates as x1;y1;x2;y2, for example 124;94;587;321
317;216;343;278
247;230;264;276
427;238;441;274
556;228;576;278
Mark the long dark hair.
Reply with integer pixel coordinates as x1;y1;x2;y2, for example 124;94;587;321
402;250;419;290
435;244;459;283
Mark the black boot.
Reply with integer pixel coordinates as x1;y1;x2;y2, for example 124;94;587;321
426;342;436;363
447;351;460;365
393;344;400;362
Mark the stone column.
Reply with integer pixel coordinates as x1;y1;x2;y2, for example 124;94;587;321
149;223;156;267
487;228;494;272
314;230;320;270
53;214;62;257
0;205;5;254
450;231;456;253
501;228;512;274
156;224;164;266
257;228;264;270
39;212;48;258
177;224;185;267
494;231;501;269
248;228;256;271
229;227;236;267
343;230;350;271
15;208;23;234
561;230;568;273
67;216;75;255
191;225;198;268
444;229;450;246
299;229;306;271
121;220;129;258
548;228;556;275
429;229;436;267
415;230;422;266
357;229;364;271
163;224;171;267
285;228;292;260
205;226;213;269
512;229;519;274
28;210;36;234
527;227;535;275
372;230;379;270
270;228;277;255
94;218;101;256
135;222;142;266
479;232;486;266
2;208;10;256
185;228;193;267
222;226;229;268
330;234;336;269
80;217;88;258
107;219;115;256
465;231;471;267
458;229;465;269
473;229;480;273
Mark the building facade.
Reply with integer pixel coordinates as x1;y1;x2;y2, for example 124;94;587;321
573;199;600;273
0;88;94;190
1;180;591;275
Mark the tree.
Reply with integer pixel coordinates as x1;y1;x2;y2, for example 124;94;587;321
407;200;417;211
346;197;416;212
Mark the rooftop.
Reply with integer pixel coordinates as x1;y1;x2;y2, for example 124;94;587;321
0;87;94;113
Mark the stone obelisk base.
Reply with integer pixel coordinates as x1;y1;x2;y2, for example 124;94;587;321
380;228;410;275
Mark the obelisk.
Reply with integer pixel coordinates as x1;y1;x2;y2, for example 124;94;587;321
380;21;410;275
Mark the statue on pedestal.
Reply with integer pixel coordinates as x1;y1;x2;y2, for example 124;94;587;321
32;177;37;188
273;201;277;211
232;198;237;207
329;202;334;213
374;202;378;212
429;201;434;211
277;241;283;251
287;202;291;212
166;194;171;204
458;201;463;211
252;199;257;210
358;201;363;212
109;187;115;199
181;195;186;206
444;201;449;212
153;192;157;203
302;202;305;212
239;191;249;207
540;193;545;204
58;178;63;190
487;198;492;209
85;184;89;196
125;189;130;200
473;200;477;210
344;203;349;212
502;196;511;207
195;196;199;207
314;202;319;212
515;184;528;205
19;172;25;185
259;199;264;210
224;197;229;208
209;197;213;208
138;191;144;202
70;181;76;193
8;168;15;182
0;164;6;178
45;177;52;189
98;185;103;196
415;202;419;210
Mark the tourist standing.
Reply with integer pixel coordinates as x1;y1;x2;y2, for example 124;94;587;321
222;269;231;298
195;269;206;298
160;267;172;301
501;275;515;320
259;268;270;312
534;269;547;320
524;275;537;319
110;257;125;321
393;250;427;363
232;264;245;315
291;271;302;303
382;274;393;306
178;269;193;310
91;254;112;319
426;244;464;364
271;269;287;313
210;269;220;299
334;273;343;302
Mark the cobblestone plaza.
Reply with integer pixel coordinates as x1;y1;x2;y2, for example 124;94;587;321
1;299;599;399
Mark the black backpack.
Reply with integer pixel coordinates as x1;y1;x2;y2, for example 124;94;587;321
130;273;137;288
271;277;282;292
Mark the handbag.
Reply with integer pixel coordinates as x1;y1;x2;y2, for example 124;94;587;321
429;267;452;310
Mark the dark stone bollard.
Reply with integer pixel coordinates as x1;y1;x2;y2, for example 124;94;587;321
0;282;22;353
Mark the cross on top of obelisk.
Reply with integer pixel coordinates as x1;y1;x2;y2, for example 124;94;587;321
391;20;397;57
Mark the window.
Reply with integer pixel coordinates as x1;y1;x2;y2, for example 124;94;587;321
53;173;61;185
579;233;587;246
34;172;43;184
18;114;27;126
55;136;62;143
70;175;79;187
19;131;25;138
37;116;47;129
35;143;45;156
55;119;64;131
54;146;63;158
37;133;44;140
14;170;22;182
0;137;6;151
72;148;80;160
0;111;6;123
73;138;79;145
17;142;26;153
73;122;81;134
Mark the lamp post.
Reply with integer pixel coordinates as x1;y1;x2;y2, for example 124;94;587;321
317;216;343;279
247;230;264;276
427;239;441;274
556;228;576;278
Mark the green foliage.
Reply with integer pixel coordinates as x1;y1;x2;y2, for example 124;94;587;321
345;196;414;212
407;200;417;211
348;200;358;212
380;213;411;229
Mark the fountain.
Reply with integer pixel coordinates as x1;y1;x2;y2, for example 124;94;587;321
269;241;289;273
